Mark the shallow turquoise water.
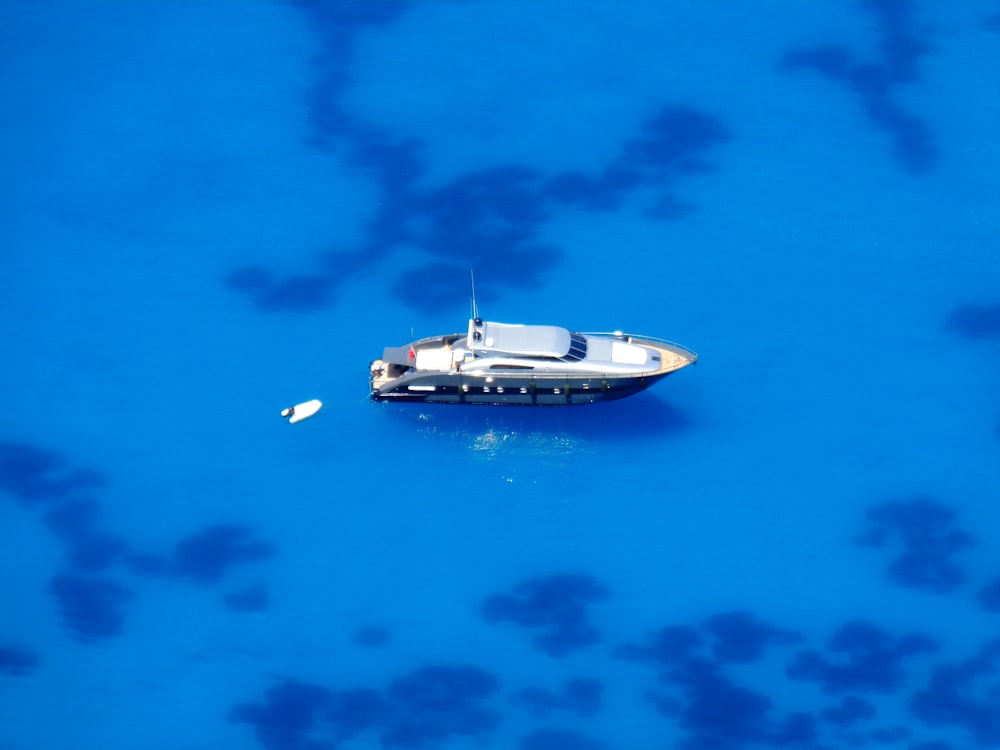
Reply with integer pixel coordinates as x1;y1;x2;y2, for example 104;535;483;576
2;2;999;749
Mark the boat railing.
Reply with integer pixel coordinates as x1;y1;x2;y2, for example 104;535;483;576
579;331;699;360
404;331;697;359
504;371;662;381
380;332;696;386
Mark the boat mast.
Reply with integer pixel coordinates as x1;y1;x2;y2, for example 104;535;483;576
470;269;481;322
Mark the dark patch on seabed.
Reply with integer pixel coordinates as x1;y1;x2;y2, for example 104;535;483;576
9;440;1000;747
43;498;129;571
231;664;502;749
227;3;730;314
946;303;1000;340
227;594;996;749
510;677;603;719
911;639;1000;746
856;498;974;594
614;612;813;748
481;574;609;658
3;437;986;748
609;601;1000;748
821;695;877;726
0;645;39;676
852;495;1000;704
1;437;278;641
982;12;1000;32
170;524;276;584
224;582;270;613
944;301;1000;446
779;0;937;174
977;577;1000;613
785;620;939;695
521;728;607;750
49;573;134;642
353;625;392;648
0;440;105;505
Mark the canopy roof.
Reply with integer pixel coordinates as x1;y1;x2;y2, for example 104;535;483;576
473;322;571;358
381;345;413;366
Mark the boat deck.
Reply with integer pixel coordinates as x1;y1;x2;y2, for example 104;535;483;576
370;333;696;395
634;338;699;376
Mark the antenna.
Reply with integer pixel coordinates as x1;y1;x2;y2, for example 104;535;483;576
470;269;480;322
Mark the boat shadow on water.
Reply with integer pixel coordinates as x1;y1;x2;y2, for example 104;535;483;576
378;393;694;445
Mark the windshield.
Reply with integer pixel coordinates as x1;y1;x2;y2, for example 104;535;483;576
559;333;588;362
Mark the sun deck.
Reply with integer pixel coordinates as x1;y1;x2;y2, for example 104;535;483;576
470;321;571;358
639;338;698;375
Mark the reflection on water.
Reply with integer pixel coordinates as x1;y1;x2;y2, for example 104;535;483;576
380;394;694;462
408;411;584;463
467;428;581;461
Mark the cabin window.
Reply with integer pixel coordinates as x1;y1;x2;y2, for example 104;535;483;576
489;364;534;370
559;333;588;362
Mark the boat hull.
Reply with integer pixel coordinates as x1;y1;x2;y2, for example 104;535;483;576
369;331;697;407
370;371;674;406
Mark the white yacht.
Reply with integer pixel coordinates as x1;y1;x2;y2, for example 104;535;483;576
370;314;697;406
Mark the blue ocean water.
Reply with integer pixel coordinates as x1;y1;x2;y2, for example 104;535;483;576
2;1;999;748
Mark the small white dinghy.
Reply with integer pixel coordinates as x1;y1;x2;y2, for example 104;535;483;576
281;399;322;424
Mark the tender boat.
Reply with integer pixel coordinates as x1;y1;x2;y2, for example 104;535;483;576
281;399;322;424
369;313;697;406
